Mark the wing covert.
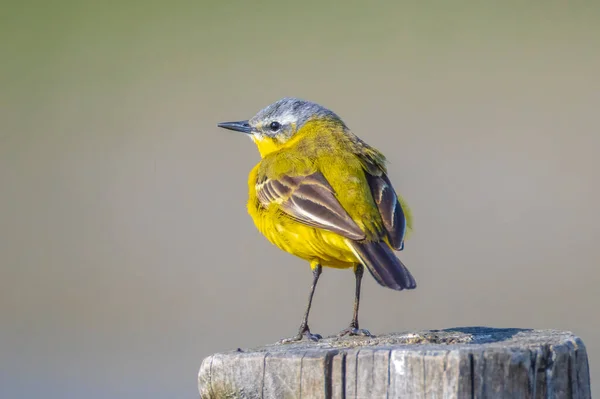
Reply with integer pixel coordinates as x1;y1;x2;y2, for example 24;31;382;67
256;172;366;241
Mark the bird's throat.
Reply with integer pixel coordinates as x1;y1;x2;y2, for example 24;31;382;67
251;135;283;158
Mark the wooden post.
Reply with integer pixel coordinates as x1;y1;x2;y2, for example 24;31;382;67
198;327;590;398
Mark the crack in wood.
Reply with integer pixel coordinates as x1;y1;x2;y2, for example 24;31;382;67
198;328;591;399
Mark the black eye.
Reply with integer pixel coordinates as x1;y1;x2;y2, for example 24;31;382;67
269;121;281;131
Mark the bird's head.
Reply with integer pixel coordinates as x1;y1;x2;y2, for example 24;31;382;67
218;97;346;157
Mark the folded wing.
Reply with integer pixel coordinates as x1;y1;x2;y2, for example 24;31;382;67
365;173;408;250
256;172;366;241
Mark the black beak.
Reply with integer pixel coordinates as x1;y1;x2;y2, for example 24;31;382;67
217;120;252;134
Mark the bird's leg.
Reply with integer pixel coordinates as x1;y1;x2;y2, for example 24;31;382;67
280;264;323;343
339;264;373;337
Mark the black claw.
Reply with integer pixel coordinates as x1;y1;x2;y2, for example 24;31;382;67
338;327;373;337
307;332;322;341
279;327;322;344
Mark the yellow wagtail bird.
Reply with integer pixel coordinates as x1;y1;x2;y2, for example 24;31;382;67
218;98;416;342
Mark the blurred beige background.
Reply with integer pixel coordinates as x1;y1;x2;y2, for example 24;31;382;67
1;1;599;398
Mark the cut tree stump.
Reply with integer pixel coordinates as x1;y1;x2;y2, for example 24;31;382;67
198;327;590;399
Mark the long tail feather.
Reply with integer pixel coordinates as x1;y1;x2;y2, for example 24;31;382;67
349;241;416;290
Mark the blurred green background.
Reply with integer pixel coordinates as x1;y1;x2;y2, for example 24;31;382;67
1;1;599;398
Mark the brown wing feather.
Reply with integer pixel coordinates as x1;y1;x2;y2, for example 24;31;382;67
366;173;407;250
256;172;365;241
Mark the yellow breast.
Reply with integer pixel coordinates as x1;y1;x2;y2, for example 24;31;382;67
247;164;358;269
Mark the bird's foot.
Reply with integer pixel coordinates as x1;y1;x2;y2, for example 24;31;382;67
338;326;373;337
279;326;322;344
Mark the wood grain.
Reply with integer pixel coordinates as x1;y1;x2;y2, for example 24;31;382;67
198;327;591;398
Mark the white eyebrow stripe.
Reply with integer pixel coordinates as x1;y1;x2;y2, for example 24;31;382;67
272;113;297;125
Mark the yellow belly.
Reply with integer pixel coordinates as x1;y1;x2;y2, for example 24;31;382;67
249;201;358;269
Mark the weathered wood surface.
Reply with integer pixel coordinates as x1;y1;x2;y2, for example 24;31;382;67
198;327;591;399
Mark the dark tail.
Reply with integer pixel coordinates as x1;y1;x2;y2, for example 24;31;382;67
349;241;416;290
